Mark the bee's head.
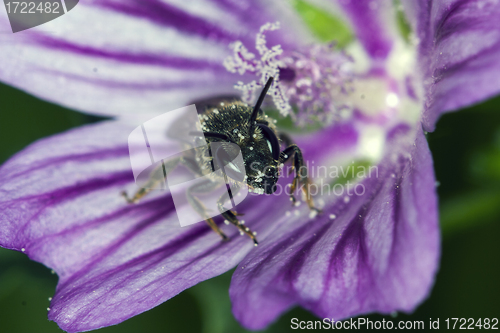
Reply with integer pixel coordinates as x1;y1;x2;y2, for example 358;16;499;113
243;76;281;195
242;122;281;195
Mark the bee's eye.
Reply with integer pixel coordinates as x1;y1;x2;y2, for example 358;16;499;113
256;124;280;160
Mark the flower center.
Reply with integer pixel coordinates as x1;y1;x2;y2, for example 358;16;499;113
223;22;354;126
224;23;422;166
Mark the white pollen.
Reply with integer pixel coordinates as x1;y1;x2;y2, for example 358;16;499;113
232;105;236;109
253;231;257;236
309;210;318;219
240;220;245;225
344;196;350;203
240;231;244;236
21;248;25;252
224;220;230;225
329;214;336;220
294;201;301;207
47;308;51;311
233;129;238;133
386;93;399;107
253;134;257;138
220;102;225;106
48;297;52;301
317;199;325;209
249;147;253;150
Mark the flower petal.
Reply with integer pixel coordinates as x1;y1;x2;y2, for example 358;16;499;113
301;0;397;60
336;0;398;61
403;0;500;131
229;128;439;329
0;0;311;118
0;120;248;331
0;118;332;332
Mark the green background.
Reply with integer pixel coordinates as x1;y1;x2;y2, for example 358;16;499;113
1;2;500;331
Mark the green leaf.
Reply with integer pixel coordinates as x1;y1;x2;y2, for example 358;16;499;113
188;270;247;333
292;0;354;47
440;190;500;236
469;128;500;182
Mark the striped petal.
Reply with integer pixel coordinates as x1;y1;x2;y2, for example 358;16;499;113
0;0;312;118
0;117;355;332
403;0;500;131
0;120;250;332
230;129;439;329
336;0;398;61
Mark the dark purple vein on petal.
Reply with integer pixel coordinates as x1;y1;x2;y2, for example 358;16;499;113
34;186;172;245
432;0;468;41
54;194;179;290
0;147;129;182
432;37;500;85
34;68;232;91
1;169;133;205
388;175;402;266
7;171;134;244
29;35;226;70
96;0;245;45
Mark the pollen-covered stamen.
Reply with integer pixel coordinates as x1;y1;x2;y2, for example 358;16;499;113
280;44;354;125
224;22;354;125
224;22;291;116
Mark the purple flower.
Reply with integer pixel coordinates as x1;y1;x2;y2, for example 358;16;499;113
1;0;500;332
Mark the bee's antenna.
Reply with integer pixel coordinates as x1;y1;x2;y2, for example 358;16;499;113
249;77;274;132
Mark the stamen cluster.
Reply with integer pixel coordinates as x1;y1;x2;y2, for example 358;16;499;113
224;22;354;125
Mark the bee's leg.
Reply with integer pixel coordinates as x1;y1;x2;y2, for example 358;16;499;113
279;132;294;148
180;155;204;177
279;145;321;213
217;188;258;245
279;133;298;176
122;157;181;203
186;179;228;241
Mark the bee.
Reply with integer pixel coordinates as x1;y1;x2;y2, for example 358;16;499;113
122;77;319;245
